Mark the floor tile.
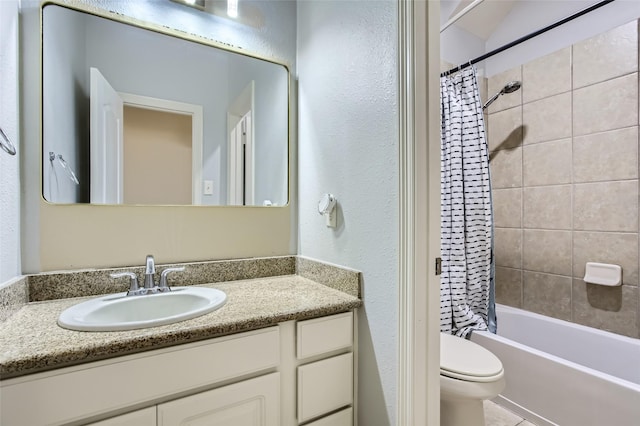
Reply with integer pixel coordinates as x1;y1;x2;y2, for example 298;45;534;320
484;400;524;426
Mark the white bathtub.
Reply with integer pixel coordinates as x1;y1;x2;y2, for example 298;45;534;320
471;304;640;426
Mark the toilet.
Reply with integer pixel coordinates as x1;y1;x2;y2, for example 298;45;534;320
440;332;505;426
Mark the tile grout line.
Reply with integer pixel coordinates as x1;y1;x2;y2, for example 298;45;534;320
570;42;575;324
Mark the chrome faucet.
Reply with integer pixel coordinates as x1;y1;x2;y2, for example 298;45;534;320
144;254;156;288
110;255;185;296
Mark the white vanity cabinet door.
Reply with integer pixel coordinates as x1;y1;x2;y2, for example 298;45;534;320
157;372;280;426
86;407;156;426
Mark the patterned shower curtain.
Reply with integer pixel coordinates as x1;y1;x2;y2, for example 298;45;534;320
440;66;496;338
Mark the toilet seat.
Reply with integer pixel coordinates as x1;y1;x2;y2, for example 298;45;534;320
440;333;503;383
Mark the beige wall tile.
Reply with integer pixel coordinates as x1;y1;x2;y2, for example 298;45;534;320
495;228;522;269
523;47;571;103
495;267;522;308
489;147;522;189
573;73;638;137
523;230;572;276
573;231;639;286
487;106;523;152
573;126;638;183
522;93;571;145
523;272;572;320
573;181;638;232
572;280;639;338
523;138;572;186
487;66;522;113
573;21;638;89
523;185;572;230
493;188;522;228
488;21;640;339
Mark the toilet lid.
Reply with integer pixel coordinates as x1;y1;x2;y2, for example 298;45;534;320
440;333;503;382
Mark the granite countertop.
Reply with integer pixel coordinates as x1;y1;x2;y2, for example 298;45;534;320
0;275;361;380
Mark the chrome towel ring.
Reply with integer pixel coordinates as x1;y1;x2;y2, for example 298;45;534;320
49;151;79;184
0;126;16;156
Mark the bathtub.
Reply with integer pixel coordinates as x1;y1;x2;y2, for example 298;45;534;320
471;304;640;426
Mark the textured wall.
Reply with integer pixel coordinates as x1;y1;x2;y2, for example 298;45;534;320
489;20;640;338
297;1;399;424
0;0;20;284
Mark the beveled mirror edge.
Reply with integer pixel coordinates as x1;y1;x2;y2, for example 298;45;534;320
39;0;292;208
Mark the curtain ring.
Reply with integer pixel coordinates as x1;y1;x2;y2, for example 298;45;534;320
0;126;16;156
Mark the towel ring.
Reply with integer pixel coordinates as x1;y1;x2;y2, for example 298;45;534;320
49;152;80;184
0;126;16;156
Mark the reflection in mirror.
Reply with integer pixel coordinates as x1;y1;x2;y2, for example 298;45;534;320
42;4;289;206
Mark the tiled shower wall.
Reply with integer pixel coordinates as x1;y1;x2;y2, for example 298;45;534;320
487;20;640;338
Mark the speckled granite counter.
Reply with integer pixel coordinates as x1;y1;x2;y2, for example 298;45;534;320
0;257;362;380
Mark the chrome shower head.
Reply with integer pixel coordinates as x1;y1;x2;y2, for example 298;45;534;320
501;81;521;94
483;80;522;110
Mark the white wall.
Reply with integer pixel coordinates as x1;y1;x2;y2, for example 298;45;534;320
440;24;486;72
485;0;640;76
297;1;398;424
227;53;289;206
42;7;87;203
0;0;20;284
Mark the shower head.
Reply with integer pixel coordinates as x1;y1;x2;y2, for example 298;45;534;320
483;80;522;110
501;81;521;94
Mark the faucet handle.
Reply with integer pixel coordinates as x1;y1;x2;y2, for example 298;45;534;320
110;272;140;295
159;267;185;290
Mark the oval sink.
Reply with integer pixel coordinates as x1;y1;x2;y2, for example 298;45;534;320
58;287;227;332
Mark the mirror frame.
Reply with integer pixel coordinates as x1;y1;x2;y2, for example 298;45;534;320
40;0;292;208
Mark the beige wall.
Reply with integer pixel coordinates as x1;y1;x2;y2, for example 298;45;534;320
488;20;640;338
38;203;292;270
123;106;192;205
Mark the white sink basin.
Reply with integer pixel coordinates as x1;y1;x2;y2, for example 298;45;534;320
58;287;227;332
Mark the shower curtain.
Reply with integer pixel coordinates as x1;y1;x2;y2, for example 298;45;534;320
440;66;496;338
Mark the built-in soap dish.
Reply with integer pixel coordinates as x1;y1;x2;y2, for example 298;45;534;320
583;262;622;286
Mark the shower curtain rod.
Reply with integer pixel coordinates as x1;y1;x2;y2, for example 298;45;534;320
441;0;615;77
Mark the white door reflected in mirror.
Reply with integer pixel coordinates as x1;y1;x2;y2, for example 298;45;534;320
90;67;123;204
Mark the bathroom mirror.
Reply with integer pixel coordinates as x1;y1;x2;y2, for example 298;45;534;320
42;4;289;206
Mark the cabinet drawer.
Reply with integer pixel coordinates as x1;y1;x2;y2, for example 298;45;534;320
297;353;353;423
296;311;353;359
304;407;353;426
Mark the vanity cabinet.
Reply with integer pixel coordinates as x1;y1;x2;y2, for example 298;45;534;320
88;407;156;426
0;311;355;426
87;374;280;426
296;312;355;425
